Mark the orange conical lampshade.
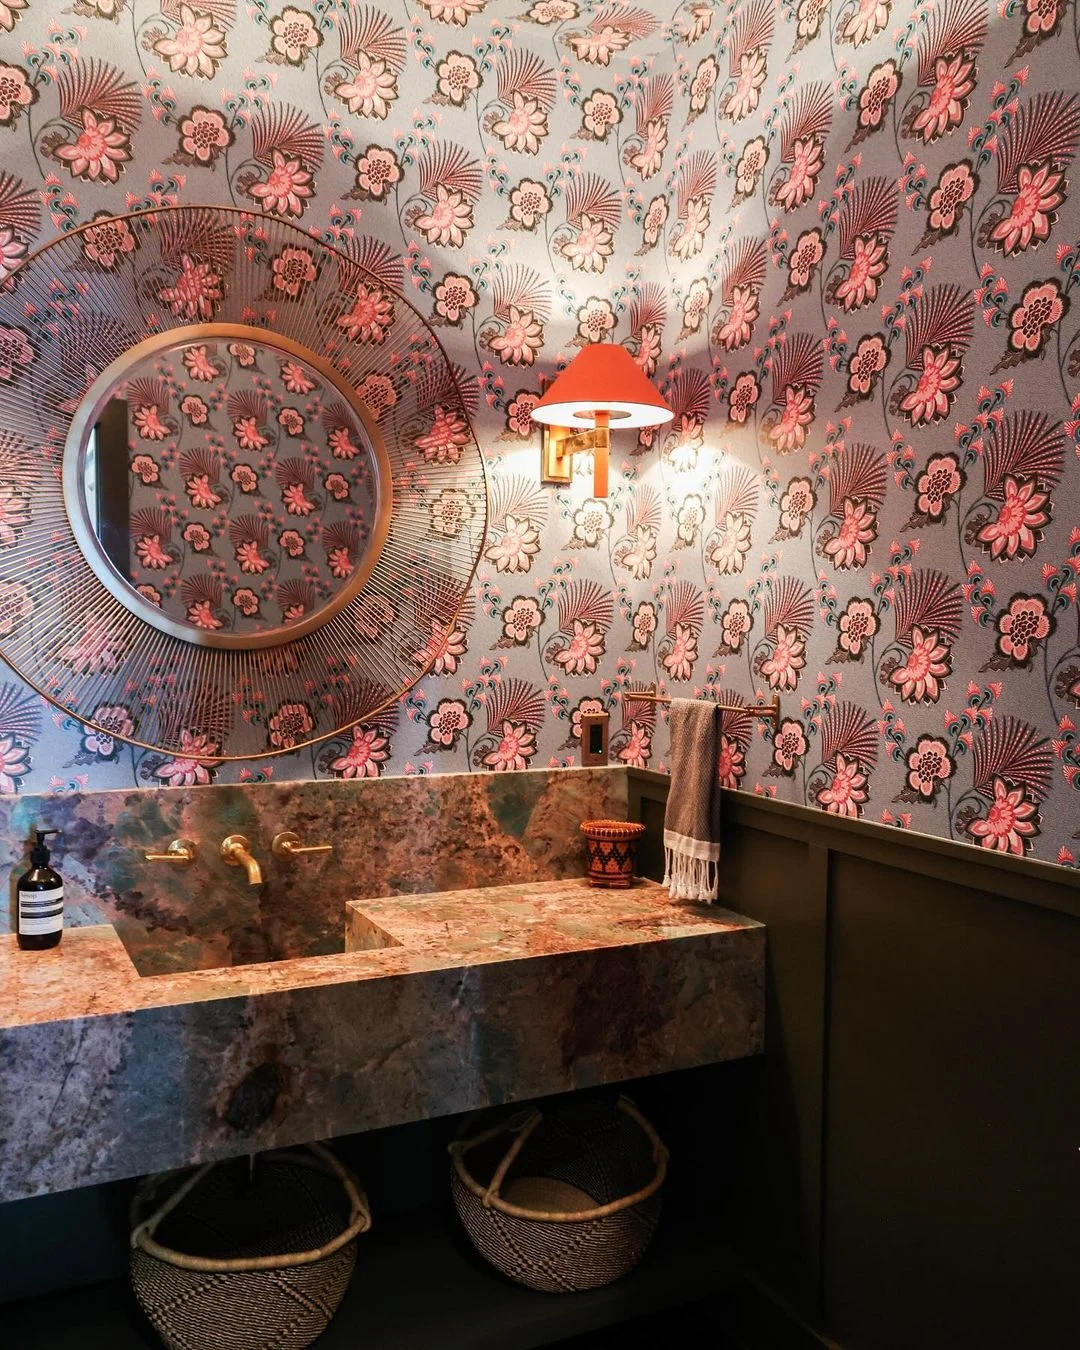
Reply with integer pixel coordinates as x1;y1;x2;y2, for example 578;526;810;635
530;343;674;429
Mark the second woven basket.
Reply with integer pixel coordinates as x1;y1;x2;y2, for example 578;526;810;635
449;1095;668;1294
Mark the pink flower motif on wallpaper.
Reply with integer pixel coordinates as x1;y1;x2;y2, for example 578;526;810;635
995;595;1053;666
901;346;962;425
153;6;227;78
890;627;952;703
916;455;963;520
1008;279;1066;357
485;516;541;573
662;624;698;682
330;726;390;778
249;151;313;217
927;162;976;235
553;620;605;676
354;146;402;197
484;721;536;771
269;702;315;751
911;54;975;144
905;736;954;801
823;499;877;569
414;186;474;247
502;596;542;645
428;699;470;749
717;735;746;790
158;255;222;322
154;731;219;787
840;0;890;46
787;229;824;292
976;477;1050;560
338;284;395;343
414;620;468;676
772;719;807;775
761;625;806;691
179;107;231;165
835;235;887;311
54;111;131;182
82;213;136;268
846;334;888;398
991;163;1063;256
857;61;897;133
617;722;651;769
816;754;869;817
967;778;1040;855
837;598;877;658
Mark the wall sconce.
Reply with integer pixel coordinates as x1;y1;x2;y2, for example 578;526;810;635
530;343;673;498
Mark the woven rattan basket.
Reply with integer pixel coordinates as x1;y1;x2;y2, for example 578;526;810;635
449;1095;668;1293
130;1143;370;1350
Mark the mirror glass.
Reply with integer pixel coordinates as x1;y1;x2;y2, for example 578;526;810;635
78;338;379;642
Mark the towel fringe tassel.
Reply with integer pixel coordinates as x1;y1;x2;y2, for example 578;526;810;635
662;847;718;904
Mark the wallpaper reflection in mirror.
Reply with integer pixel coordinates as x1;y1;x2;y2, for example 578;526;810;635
90;341;376;636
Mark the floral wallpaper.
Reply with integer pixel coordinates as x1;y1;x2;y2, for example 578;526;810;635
0;0;1078;866
113;339;376;635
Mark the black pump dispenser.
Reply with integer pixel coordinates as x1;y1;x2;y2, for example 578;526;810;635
17;828;64;951
29;829;59;867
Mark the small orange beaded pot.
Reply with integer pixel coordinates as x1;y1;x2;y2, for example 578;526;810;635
580;820;647;888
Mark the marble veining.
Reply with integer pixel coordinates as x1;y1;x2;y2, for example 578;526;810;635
0;878;764;1201
0;766;627;975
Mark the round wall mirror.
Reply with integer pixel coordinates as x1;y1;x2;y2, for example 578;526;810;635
0;206;487;761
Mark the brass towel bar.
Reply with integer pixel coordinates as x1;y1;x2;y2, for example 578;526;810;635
622;684;781;727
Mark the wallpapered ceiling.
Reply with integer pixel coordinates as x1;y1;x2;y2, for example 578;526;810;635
0;0;1078;866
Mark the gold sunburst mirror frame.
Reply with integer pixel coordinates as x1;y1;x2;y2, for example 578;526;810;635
0;205;487;761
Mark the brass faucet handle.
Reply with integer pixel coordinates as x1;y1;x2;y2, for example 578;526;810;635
144;838;197;866
272;830;333;861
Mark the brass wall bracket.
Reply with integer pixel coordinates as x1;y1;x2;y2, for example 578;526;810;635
540;416;611;495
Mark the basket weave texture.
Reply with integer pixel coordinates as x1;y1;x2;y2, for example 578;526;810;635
449;1096;667;1294
130;1144;369;1350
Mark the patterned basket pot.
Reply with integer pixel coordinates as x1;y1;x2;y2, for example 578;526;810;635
580;819;646;888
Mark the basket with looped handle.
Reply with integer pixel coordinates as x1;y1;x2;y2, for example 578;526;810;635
449;1095;668;1293
130;1143;370;1350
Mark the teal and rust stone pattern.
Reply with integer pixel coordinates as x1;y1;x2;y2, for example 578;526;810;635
0;878;765;1202
0;767;627;975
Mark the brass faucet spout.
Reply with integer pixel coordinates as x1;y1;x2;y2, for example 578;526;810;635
220;834;263;886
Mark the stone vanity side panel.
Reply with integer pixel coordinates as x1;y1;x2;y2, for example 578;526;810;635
0;766;627;974
0;926;763;1202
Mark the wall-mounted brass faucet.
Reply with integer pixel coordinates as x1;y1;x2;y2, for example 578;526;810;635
144;838;197;867
220;834;264;886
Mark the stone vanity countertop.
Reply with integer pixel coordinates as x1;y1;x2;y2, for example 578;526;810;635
0;879;764;1202
0;879;759;1028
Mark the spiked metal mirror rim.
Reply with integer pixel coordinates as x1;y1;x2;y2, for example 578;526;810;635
0;205;488;763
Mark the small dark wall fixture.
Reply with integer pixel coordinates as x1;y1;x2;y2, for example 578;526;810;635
579;712;610;766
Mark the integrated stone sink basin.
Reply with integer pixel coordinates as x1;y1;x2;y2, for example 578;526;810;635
0;878;764;1202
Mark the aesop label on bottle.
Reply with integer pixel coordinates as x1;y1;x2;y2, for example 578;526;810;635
19;886;64;936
